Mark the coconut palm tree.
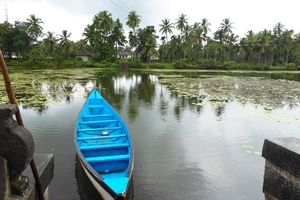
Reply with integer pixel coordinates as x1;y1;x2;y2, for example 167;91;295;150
200;18;211;36
141;35;157;63
82;24;96;47
175;13;188;34
219;18;234;35
58;30;72;57
43;31;58;56
126;11;141;37
273;22;285;35
159;19;174;62
160;36;166;62
98;11;113;38
26;14;44;42
111;18;127;56
126;11;141;59
159;19;174;43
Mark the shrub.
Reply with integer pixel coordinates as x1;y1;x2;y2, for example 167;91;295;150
285;63;297;70
128;60;143;68
222;61;238;70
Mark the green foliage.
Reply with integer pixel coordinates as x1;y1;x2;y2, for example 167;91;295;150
6;60;22;66
285;63;297;70
197;59;219;69
128;59;143;68
28;45;46;63
221;61;238;70
112;59;122;68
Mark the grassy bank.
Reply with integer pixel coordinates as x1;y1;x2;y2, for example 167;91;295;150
5;58;299;71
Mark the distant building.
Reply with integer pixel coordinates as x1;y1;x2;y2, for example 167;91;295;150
150;55;158;61
117;52;131;59
75;49;92;61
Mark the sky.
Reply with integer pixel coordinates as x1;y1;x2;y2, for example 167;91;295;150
1;0;300;43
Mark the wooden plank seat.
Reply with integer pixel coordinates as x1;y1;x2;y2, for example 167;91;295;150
78;127;122;132
77;134;127;141
86;154;130;163
79;143;129;150
79;119;118;125
83;114;114;118
88;105;105;108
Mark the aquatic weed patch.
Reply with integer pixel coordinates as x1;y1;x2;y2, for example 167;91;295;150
158;75;300;109
0;68;100;111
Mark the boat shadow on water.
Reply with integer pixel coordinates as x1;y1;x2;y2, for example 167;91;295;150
75;155;134;200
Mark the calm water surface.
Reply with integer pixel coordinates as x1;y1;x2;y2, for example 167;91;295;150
5;69;300;200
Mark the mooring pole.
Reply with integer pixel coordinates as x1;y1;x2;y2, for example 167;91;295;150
0;51;45;200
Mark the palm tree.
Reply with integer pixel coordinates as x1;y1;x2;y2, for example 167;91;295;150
191;25;205;60
98;11;113;38
159;19;174;43
26;14;44;42
141;35;157;63
159;19;173;63
219;18;234;35
280;29;294;64
200;18;211;36
82;24;96;47
126;11;141;37
126;11;141;60
43;32;58;56
111;18;127;56
273;22;285;35
160;36;166;62
175;13;188;34
58;30;72;57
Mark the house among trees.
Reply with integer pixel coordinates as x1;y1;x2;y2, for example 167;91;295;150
117;52;131;59
75;49;92;61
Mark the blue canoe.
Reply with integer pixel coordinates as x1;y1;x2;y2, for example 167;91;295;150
74;90;134;200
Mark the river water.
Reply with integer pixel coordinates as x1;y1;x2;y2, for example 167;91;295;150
2;69;300;200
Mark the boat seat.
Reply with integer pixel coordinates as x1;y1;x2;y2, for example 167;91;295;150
79;119;118;125
83;114;113;118
78;127;122;132
79;143;129;150
88;105;105;108
86;154;130;163
77;134;127;141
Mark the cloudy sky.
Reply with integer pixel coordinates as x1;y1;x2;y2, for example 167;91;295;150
1;0;299;42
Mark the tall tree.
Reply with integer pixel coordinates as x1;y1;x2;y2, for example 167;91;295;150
126;11;141;59
175;13;188;34
0;22;31;60
137;26;157;62
219;18;234;35
126;11;141;37
273;22;285;35
43;32;58;56
200;18;211;37
159;19;173;63
98;11;113;38
111;18;127;56
25;14;44;42
58;30;72;58
159;19;174;43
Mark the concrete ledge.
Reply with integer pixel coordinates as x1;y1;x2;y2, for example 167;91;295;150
262;137;300;178
262;137;300;199
263;160;300;199
23;154;54;200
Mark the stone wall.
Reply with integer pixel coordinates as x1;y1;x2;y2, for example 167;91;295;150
262;137;300;199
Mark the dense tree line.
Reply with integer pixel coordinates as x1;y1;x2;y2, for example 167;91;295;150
0;11;300;69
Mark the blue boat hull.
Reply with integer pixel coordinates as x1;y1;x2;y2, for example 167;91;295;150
74;90;134;199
